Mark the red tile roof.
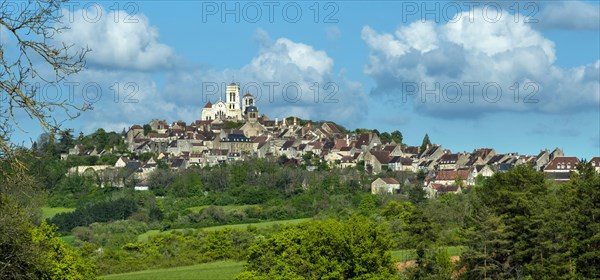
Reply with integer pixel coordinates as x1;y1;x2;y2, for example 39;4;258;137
380;177;400;185
435;169;469;181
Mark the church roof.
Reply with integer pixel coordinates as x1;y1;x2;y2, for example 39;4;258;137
245;106;258;113
243;92;253;97
204;101;212;108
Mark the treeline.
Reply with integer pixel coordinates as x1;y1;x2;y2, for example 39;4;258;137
459;162;600;279
50;198;139;233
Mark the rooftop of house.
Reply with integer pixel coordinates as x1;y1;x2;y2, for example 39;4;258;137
545;156;580;171
378;177;400;185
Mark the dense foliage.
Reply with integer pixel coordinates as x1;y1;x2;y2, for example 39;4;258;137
0;195;97;279
236;216;397;280
460;163;600;279
50;197;139;233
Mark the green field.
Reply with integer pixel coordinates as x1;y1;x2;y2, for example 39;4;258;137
186;204;257;213
100;246;465;279
41;207;75;220
201;218;310;231
101;260;244;280
137;218;311;242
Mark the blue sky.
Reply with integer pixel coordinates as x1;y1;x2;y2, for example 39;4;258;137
2;0;599;158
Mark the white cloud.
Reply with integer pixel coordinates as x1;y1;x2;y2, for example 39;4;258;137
361;26;409;58
396;21;438;53
362;8;599;118
162;31;366;125
536;1;600;30
56;5;176;71
248;38;333;77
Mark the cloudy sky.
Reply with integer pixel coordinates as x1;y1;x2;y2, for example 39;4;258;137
3;0;599;158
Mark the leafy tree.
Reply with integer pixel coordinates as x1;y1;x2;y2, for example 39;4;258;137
358;194;378;216
138;152;155;162
406;184;427;205
143;124;153;136
277;155;290;165
379;130;404;145
236;216;396;280
416;169;427;182
391;130;403;145
57;129;75;153
302;151;315;166
50;198;139;233
148;169;177;196
223;121;243;129
0;1;96;278
1;195;97;279
382;200;414;221
168;171;203;197
30;221;98;279
460;164;558;279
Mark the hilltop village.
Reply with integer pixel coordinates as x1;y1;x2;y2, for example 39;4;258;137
64;82;600;197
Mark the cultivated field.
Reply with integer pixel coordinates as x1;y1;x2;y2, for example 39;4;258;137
101;260;244;280
100;246;465;279
137;218;311;242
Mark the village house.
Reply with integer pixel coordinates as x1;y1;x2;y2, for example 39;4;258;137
389;156;414;172
425;184;462;198
355;132;381;151
364;150;391;174
218;133;255;154
466;165;495;185
371;178;401;194
591;157;600;173
418;145;444;165
543;156;580;181
429;169;470;186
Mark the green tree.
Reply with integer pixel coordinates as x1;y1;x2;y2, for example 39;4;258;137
143;124;152;136
57;129;75;153
168;171;203;197
1;195;97;279
561;161;600;278
460;164;552;279
358;194;378;216
391;130;403;145
420;134;431;153
236;216;396;280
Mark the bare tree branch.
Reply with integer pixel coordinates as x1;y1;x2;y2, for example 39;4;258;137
0;0;90;181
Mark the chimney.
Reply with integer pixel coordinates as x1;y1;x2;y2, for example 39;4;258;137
275;118;278;126
346;134;349;146
293;117;297;126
